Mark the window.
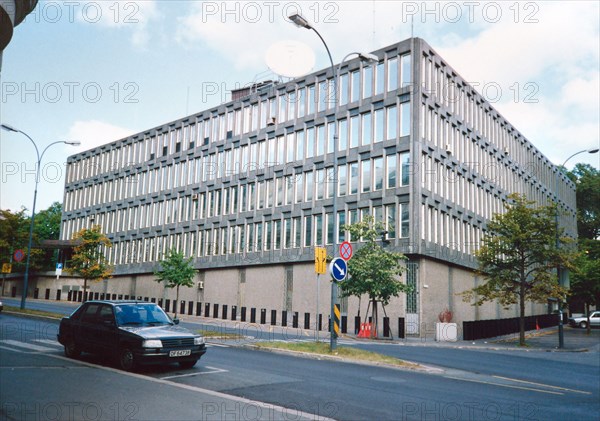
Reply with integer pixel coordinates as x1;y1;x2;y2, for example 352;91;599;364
338;119;348;151
375;62;384;95
305;171;314;201
306;128;315;158
401;152;410;186
387;155;397;188
386;204;396;239
326;213;334;245
387;106;397;140
337;211;346;243
374;109;384;143
374;157;384;190
350;71;360;102
339;73;349;105
316;125;325;156
361;113;372;146
350;163;359;194
350;115;359;148
361;160;372;193
316;169;325;200
274;220;282;250
363;66;373;99
315;214;323;246
400;102;410;137
388;57;398;91
401;53;411;87
304;216;312;247
296;131;305;161
338;165;347;196
400;203;410;238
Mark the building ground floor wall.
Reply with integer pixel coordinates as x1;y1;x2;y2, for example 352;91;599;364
1;257;553;339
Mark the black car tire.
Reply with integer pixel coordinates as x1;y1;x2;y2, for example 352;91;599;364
64;339;81;358
119;348;137;371
179;359;199;369
579;321;588;329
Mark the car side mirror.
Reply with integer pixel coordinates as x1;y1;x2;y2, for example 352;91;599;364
173;318;180;325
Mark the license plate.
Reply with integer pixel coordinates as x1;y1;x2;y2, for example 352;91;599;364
169;350;191;357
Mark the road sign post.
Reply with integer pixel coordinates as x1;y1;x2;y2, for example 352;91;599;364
329;257;347;351
314;247;327;342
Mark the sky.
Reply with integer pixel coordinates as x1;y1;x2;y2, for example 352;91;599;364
1;0;599;215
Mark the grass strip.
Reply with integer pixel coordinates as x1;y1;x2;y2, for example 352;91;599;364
4;305;63;319
253;340;419;368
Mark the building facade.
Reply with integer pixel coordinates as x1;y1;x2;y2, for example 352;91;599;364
57;38;576;337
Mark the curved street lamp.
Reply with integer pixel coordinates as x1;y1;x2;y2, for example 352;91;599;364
289;13;378;350
1;123;81;309
554;147;599;348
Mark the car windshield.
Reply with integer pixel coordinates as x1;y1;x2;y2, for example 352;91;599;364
115;303;172;326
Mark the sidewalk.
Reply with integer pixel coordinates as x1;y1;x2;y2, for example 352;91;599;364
4;296;599;352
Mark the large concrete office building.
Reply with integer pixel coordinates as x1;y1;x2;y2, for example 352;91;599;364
57;38;576;337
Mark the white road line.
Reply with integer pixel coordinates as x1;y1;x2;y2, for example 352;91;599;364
33;339;62;347
45;353;336;421
160;366;228;380
0;340;54;352
206;343;230;348
492;375;592;395
444;375;564;395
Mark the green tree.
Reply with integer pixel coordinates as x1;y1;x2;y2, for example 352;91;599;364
0;208;29;269
462;194;577;346
65;225;113;300
568;164;600;240
569;239;600;334
154;249;197;319
31;202;63;271
340;215;409;337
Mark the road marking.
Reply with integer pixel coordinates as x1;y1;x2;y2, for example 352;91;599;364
492;375;592;395
444;376;564;395
33;339;62;347
0;339;54;352
160;366;228;380
206;343;230;348
45;353;336;421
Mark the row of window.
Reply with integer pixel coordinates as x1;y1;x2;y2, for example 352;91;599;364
67;54;411;184
420;55;560;202
420;204;483;257
62;153;412;240
96;205;410;266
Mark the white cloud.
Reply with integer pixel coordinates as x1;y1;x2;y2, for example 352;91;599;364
76;1;160;48
67;120;135;153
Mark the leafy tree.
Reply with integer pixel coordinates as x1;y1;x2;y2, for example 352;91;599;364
462;194;577;346
340;215;409;337
65;225;113;300
0;208;29;270
154;249;197;319
568;164;600;240
31;202;63;271
569;239;600;334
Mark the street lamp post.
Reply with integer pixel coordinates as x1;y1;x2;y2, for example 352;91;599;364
1;123;80;309
289;14;377;350
554;147;599;348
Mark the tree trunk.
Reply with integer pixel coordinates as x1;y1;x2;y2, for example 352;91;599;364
586;302;591;335
371;298;378;339
174;285;180;320
519;283;526;346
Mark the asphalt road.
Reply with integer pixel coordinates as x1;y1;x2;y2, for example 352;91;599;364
1;312;599;420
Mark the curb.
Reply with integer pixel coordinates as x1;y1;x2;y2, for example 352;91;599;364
242;343;444;374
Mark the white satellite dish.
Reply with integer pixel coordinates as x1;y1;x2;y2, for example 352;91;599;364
265;40;315;78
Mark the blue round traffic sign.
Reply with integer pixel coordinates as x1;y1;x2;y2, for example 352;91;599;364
329;257;347;282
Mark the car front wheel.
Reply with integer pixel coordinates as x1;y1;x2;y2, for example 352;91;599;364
119;348;137;371
579;321;588;329
64;339;81;358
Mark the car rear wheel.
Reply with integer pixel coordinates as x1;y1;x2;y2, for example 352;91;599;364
119;348;137;371
179;359;199;369
579;321;588;329
64;339;81;358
